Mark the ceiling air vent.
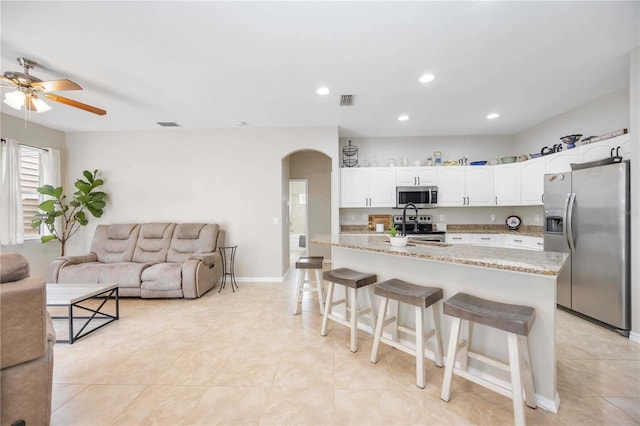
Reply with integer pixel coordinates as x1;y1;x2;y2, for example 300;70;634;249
339;94;355;106
156;121;181;127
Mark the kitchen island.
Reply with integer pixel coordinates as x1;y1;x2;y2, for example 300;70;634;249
313;234;568;414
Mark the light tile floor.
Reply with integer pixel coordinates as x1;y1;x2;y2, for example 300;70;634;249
50;266;640;425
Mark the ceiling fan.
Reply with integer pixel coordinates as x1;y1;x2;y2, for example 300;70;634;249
0;57;106;115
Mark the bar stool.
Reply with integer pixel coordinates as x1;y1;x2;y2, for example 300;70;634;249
320;268;377;352
370;279;444;389
440;292;537;426
293;256;325;315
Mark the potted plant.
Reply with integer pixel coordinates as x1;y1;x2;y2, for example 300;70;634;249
389;224;408;247
31;170;107;256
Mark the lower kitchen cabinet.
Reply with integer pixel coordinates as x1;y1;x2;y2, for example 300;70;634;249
447;233;543;251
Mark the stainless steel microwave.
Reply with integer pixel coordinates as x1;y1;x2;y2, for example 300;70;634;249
396;186;438;209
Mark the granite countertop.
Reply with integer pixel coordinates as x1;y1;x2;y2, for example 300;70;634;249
313;234;567;276
340;224;543;237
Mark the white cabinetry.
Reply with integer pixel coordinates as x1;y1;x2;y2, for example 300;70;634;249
447;233;543;251
340;167;396;207
545;150;578;173
579;134;631;162
437;166;494;206
469;234;502;246
437;167;466;206
520;157;546;205
494;164;520;206
466;166;494;206
396;167;437;186
503;235;544;251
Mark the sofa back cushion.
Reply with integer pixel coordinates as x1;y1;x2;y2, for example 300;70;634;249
167;223;219;263
91;224;140;263
133;223;176;263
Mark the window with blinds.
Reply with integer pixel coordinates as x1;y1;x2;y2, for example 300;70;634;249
20;146;42;238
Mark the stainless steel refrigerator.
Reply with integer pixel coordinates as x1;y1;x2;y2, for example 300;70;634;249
544;158;630;336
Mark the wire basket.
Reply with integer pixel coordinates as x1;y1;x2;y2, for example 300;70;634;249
343;140;358;167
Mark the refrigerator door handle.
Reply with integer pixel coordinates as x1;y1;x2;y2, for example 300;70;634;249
566;192;577;252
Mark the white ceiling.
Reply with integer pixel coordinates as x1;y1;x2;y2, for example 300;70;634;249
1;1;638;137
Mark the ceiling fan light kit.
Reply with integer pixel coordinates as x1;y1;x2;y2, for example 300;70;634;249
1;57;106;116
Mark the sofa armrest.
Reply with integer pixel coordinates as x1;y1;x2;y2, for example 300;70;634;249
45;253;98;283
189;252;216;269
182;252;222;298
0;277;48;369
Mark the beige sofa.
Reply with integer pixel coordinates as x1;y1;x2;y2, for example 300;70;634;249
46;223;225;298
1;253;55;426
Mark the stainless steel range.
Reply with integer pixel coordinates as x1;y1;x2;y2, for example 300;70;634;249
392;215;445;242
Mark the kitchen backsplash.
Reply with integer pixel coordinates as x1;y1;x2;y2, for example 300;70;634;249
340;206;544;227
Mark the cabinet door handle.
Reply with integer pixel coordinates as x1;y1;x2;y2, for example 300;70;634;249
417;177;420;185
611;147;615;157
452;237;463;240
481;237;491;240
495;196;498;204
616;146;621;157
514;239;523;243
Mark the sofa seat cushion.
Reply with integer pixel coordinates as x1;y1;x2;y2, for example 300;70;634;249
58;262;151;288
141;263;182;291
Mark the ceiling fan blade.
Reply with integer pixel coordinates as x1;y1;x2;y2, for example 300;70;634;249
44;93;106;116
0;76;17;88
32;79;82;92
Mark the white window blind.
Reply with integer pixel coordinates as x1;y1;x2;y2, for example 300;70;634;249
19;146;42;237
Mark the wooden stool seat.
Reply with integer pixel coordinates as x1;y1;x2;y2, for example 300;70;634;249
370;279;444;388
443;292;535;336
374;278;443;308
295;256;324;270
321;268;377;352
441;292;537;426
293;256;325;316
322;268;377;288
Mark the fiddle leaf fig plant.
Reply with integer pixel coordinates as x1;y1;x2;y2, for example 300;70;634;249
32;169;107;256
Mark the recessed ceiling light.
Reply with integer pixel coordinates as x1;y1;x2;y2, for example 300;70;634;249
487;113;500;119
419;73;435;83
398;115;410;121
316;87;330;96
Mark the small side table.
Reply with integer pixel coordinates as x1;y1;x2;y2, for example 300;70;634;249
219;245;238;292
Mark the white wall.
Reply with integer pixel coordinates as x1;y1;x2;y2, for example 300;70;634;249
1;113;66;276
339;135;515;167
514;88;630;155
289;150;332;261
64;127;339;280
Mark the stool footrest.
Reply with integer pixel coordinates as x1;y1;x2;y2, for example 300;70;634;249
452;367;514;401
468;351;511;372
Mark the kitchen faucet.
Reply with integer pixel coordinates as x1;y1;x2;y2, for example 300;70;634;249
402;202;419;236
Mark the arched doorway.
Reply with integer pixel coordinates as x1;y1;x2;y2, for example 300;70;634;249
283;150;332;272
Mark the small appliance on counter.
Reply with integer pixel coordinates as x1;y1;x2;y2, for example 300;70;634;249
392;215;445;242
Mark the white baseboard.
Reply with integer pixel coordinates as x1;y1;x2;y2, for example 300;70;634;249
629;330;640;344
232;277;284;283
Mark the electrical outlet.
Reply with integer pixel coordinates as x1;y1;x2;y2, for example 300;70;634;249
535;214;540;223
363;214;368;221
273;217;279;225
350;215;356;221
439;214;445;221
490;214;496;222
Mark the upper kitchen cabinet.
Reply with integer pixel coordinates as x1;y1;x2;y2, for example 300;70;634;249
494;163;520;205
436;166;466;206
437;166;493;206
520;157;546;205
545;149;578;173
396;167;437;186
579;134;631;162
466;166;494;206
340;167;396;207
